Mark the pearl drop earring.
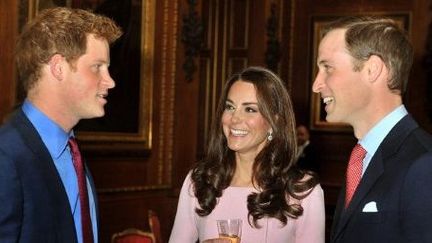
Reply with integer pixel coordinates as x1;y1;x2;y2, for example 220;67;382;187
267;131;273;141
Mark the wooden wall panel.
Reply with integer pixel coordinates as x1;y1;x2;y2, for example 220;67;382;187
97;191;178;243
0;0;18;123
1;1;432;242
197;0;268;149
87;0;182;241
408;0;432;132
229;0;249;49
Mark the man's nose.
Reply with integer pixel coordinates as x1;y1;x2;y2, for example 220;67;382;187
312;72;323;93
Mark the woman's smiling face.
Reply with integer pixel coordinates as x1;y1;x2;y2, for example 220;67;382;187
222;80;271;157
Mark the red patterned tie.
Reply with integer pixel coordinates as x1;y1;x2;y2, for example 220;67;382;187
345;144;366;208
69;137;94;243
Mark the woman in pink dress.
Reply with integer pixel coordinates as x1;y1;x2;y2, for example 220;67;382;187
169;67;325;243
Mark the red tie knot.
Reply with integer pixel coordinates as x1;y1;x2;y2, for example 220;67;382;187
352;144;367;159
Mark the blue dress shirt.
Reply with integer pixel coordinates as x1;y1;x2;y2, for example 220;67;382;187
22;100;98;243
359;105;408;175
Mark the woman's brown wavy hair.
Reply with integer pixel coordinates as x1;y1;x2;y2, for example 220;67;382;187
191;66;318;227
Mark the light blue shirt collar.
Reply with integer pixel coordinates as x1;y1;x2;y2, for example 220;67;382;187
22;99;71;158
358;105;408;174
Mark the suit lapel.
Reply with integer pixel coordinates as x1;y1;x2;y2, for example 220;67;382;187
330;185;345;240
13;110;77;239
333;152;384;240
15;111;69;202
85;162;100;231
332;115;418;241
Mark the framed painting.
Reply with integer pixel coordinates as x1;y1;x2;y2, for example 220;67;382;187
25;0;155;154
309;12;411;132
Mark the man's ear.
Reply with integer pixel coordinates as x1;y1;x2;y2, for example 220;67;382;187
365;55;384;83
49;54;65;80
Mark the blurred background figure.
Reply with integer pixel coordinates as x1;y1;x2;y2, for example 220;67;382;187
296;125;320;174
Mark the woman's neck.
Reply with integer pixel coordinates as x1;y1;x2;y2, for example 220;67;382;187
231;153;254;187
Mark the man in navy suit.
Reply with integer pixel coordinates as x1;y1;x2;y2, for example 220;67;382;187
313;16;432;242
0;8;121;242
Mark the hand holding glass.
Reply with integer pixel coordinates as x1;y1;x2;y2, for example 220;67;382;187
216;219;242;243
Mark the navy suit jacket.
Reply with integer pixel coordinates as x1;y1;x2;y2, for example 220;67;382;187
331;115;432;243
0;109;98;243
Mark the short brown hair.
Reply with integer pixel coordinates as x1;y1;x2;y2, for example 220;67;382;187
322;16;413;94
16;7;122;92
